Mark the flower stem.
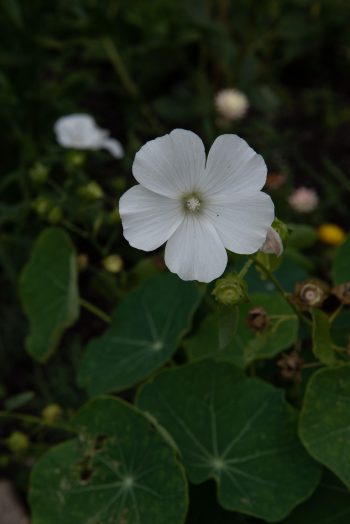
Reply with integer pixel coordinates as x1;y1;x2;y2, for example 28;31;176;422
253;257;312;327
238;258;254;279
79;298;111;324
0;411;74;434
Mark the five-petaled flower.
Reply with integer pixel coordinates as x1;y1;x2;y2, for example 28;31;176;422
54;114;124;159
119;129;274;282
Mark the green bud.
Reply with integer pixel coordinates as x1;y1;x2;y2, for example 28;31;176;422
47;206;63;224
67;151;86;167
7;431;29;454
212;273;248;306
102;254;124;273
79;181;104;200
272;218;289;242
33;196;51;216
42;403;63;424
29;162;49;183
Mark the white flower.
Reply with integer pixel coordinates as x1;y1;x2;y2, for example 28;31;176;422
119;129;274;283
260;227;283;256
215;88;249;121
54;114;124;158
288;187;318;213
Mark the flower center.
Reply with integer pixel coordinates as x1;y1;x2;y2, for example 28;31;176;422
186;196;201;212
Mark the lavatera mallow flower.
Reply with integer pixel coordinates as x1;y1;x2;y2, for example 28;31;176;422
54;114;124;158
119;129;275;283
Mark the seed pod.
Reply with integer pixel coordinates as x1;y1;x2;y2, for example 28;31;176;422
332;282;350;305
277;351;304;383
212;273;248;306
247;306;268;331
293;279;329;310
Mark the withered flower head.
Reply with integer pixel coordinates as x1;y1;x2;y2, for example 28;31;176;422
332;282;350;305
293;279;329;310
277;351;304;383
247;306;268;332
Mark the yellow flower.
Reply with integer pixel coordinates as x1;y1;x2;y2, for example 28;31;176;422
318;223;346;246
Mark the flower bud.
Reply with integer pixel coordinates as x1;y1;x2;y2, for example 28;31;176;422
259;227;283;257
318;223;346;246
33;196;51;217
47;206;63;224
29;162;49;183
7;431;29;454
212;273;248;306
332;282;350;305
77;253;89;271
247;307;268;331
79;181;104;200
102;254;124;273
293;279;329;309
288;187;318;213
42;403;63;424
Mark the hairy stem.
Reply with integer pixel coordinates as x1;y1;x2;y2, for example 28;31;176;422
79;298;111;323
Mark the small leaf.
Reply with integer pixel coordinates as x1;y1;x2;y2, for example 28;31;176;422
78;273;201;396
283;470;350;524
137;360;320;522
29;397;187;524
300;364;350;489
311;309;336;366
331;235;350;285
19;228;79;362
184;293;298;368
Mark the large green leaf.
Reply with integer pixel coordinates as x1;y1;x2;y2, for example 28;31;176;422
299;364;350;488
19;228;79;362
29;397;187;524
283;470;350;524
78;273;201;396
331;235;350;285
184;293;298;368
311;309;336;366
137;360;320;522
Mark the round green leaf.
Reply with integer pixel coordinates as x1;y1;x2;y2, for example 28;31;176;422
137;360;320;522
283;470;350;524
78;273;201;396
184;293;298;368
331;235;350;285
299;364;350;488
19;227;79;362
30;397;187;524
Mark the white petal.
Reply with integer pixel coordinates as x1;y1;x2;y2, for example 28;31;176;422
54;114;107;150
132;129;206;198
205;192;275;254
119;185;184;251
102;138;124;158
260;227;283;256
165;215;228;283
199;134;267;199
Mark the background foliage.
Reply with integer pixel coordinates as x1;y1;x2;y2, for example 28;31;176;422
1;0;350;522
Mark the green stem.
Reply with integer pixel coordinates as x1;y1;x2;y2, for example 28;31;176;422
79;298;111;323
0;411;74;434
238;258;254;279
253;257;312;327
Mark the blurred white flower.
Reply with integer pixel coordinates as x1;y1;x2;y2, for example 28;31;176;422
215;88;249;121
54;114;124;158
119;129;274;283
288;187;318;213
260;227;283;256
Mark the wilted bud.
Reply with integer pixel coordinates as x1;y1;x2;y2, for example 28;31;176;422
7;431;29;454
247;307;268;331
277;351;304;383
79;181;104;200
260;227;283;257
77;253;89;271
212;273;248;306
29;162;49;183
332;282;350;305
42;403;63;424
102;254;124;273
47;206;63;224
293;279;329;309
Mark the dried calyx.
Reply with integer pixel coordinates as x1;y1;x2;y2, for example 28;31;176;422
293;279;329;310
